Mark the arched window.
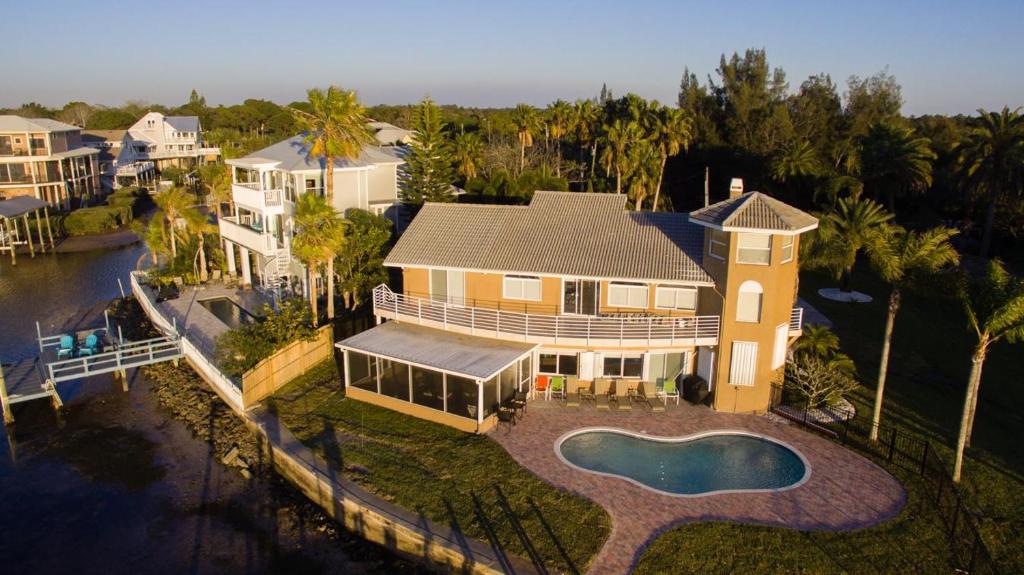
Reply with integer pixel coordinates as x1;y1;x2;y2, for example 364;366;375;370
736;280;763;323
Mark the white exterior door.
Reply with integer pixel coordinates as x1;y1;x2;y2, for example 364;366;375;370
772;324;788;369
729;342;758;387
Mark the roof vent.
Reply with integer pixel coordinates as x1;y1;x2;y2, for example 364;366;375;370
729;178;744;199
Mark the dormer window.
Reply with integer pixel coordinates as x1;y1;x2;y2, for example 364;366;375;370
736;233;771;265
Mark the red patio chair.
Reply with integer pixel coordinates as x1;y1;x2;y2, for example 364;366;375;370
535;375;550;399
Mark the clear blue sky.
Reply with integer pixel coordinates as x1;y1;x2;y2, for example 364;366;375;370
2;0;1022;115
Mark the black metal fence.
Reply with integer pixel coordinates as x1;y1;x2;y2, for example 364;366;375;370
769;384;1000;575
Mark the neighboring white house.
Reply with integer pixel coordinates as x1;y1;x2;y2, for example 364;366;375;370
115;112;220;184
218;135;404;297
369;121;414;146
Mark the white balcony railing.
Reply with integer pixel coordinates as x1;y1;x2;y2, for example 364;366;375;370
789;307;804;334
116;161;154;176
372;284;720;346
219;215;278;255
232;182;283;212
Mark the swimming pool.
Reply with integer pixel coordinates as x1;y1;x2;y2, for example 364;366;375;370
198;297;256;330
556;428;809;497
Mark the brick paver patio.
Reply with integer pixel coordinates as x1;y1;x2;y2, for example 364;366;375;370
489;400;906;575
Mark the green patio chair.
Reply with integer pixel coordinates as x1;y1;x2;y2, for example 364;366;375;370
550;376;566;401
659;377;680;405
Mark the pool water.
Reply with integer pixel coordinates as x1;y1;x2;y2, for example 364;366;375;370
198;297;255;330
557;429;808;496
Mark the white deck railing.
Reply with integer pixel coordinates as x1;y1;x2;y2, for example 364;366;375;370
372;284;720;346
232;182;283;209
790;307;804;333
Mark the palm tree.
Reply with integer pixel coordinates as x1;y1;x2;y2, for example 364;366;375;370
648;106;692;211
957;107;1024;257
793;324;841;358
953;259;1024;482
452;131;483;182
627;140;660;210
859;122;936;212
292;193;346;327
197;163;232;217
154;186;194;259
290;86;372;320
572;99;600;185
772;141;823;184
181;208;219;283
510;104;540;174
866;225;959;440
803;194;893;293
600;118;640;194
546;100;572;177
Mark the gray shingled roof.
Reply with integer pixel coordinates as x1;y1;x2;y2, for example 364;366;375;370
385;191;713;284
689;192;818;232
0;116;80;133
164;116;200;132
235;136;403;172
338;321;536;379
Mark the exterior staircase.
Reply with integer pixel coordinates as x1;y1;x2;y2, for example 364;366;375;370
260;243;292;306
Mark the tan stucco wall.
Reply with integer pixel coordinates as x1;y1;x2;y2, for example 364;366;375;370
704;229;801;413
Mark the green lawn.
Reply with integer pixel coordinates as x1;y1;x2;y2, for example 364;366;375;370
265;361;610;574
637;266;1023;574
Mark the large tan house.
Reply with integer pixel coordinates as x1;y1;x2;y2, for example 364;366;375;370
0;116;101;209
338;187;818;433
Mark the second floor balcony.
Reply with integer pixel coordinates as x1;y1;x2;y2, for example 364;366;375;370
219;215;279;256
232;182;284;214
372;284;722;347
116;161;154;176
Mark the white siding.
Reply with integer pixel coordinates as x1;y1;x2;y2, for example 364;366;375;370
729;342;758;386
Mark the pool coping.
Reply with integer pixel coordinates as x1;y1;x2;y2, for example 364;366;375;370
553;426;812;498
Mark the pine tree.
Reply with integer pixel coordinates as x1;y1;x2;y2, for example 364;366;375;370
399;98;455;207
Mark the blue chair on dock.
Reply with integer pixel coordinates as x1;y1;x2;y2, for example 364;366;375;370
57;335;75;359
78;334;100;357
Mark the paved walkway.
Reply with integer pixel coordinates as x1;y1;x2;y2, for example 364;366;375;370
490;401;905;575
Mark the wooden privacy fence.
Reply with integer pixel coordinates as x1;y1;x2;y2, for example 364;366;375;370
241;325;334;407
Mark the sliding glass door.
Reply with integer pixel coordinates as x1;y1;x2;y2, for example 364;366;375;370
563;279;599;315
430;269;465;305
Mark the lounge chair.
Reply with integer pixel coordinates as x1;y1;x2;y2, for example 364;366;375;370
578;379;596;405
57;335;75;359
616;380;632;411
565;377;581;407
535;375;550;399
79;334;100;357
550;376;566;402
595;378;611;410
658;378;680;405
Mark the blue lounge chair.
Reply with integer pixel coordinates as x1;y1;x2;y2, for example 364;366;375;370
78;334;99;357
57;335;75;359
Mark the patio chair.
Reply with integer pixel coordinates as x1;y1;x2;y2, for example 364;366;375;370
497;407;515;432
616;380;632;411
535;375;550;399
565;376;581;407
658;378;680;405
549;376;566;402
56;335;75;359
78;334;100;357
578;379;596;405
594;378;611;410
512;390;528;417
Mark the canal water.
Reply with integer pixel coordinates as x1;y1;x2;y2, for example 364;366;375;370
0;245;412;574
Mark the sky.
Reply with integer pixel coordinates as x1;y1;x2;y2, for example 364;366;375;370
2;0;1022;115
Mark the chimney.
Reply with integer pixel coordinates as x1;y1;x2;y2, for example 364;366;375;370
729;178;744;199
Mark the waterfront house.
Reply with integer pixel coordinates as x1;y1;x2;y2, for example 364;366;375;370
0;116;101;209
81;129;128;191
115;112;220;183
218;135;405;296
337;183;818;433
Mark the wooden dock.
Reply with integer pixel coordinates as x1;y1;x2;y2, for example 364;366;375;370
0;359;61;424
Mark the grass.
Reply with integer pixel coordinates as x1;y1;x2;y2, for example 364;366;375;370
265;360;611;574
637;265;1024;574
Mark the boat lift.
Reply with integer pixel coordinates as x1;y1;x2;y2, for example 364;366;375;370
0;311;184;425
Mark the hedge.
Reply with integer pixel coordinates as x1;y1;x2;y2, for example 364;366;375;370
64;206;125;235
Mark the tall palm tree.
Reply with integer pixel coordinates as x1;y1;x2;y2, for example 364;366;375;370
291;86;372;320
292;193;346;327
601;118;640;194
953;259;1024;482
154;186;194;259
957;107;1024;258
197;163;232;217
803;194;893;293
546;100;572;177
771;140;824;204
572;99;600;185
648;106;692;211
866;225;959;440
452;131;483;182
859;122;936;212
182;208;219;283
627;140;660;211
510;104;540;174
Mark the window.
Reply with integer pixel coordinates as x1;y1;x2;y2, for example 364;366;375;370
772;324;789;369
607;282;649;308
378;358;410;401
780;235;794;263
655;285;697;310
347;351;377;392
539;353;577;376
603;355;643;378
737;233;772;264
729;342;758;386
736;280;763;323
411;365;444;411
503;275;542;301
709;229;728;260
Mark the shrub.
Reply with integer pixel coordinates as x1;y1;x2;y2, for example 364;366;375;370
215;298;317;377
64;206;124;235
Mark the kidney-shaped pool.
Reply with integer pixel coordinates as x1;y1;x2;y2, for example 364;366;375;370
556;428;810;497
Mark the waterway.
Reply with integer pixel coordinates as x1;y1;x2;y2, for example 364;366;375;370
0;246;413;573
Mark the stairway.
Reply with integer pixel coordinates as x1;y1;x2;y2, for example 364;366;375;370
260;244;292;304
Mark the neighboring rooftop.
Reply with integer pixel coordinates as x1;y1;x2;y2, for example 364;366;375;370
227;136;403;172
386;191;714;284
164;116;200;132
82;130;126;144
369;121;414;146
338;321;536;380
689;191;818;233
0;116;81;133
0;196;49;218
